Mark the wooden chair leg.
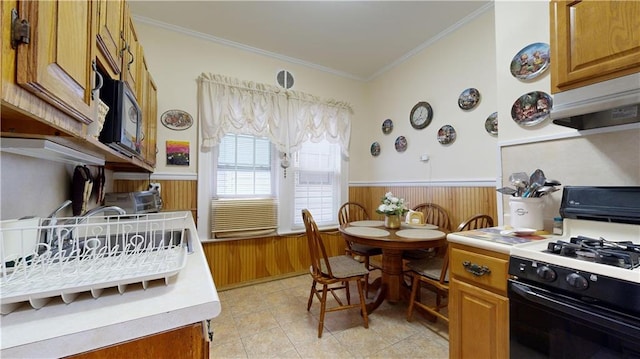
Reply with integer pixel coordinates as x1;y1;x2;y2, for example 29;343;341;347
363;256;371;298
406;274;420;322
307;280;316;311
318;284;328;338
345;281;351;304
356;279;369;328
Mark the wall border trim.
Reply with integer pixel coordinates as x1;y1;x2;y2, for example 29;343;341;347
113;172;198;181
349;179;497;187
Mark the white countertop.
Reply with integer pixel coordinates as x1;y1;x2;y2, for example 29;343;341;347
447;227;548;254
0;211;221;358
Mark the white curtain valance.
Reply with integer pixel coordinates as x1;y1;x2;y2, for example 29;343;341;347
197;73;352;157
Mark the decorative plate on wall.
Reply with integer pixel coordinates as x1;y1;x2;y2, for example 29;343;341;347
395;136;407;152
382;119;393;134
161;110;193;130
437;125;457;145
510;43;550;80
511;91;553;126
458;88;481;110
370;142;381;156
485;112;498;136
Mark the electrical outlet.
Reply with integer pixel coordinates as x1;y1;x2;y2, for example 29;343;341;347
420;154;430;162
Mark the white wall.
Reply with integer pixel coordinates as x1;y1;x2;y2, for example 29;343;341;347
358;9;497;184
134;9;498;185
0;153;114;220
134;22;367;177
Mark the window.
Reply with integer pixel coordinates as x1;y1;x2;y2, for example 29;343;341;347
291;140;342;227
215;134;274;197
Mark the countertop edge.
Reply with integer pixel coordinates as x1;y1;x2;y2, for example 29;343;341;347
447;232;512;254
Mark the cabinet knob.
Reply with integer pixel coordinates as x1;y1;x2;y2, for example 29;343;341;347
462;261;491;277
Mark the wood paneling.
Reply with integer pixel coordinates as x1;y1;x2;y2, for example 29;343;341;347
113;179;197;219
113;181;496;289
349;186;498;231
202;231;344;289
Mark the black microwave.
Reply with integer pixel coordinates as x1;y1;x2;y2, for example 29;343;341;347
99;79;142;157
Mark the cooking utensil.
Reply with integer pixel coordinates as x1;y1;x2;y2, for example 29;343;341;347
523;182;540;198
544;179;561;186
530;169;546;188
535;186;560;197
509;172;529;196
497;187;517;196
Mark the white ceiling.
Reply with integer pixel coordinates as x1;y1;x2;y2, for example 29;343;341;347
129;1;492;81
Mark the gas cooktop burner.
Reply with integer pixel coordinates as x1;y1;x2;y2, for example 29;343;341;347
546;236;640;269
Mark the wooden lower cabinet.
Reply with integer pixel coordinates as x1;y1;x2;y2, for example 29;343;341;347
66;323;208;359
448;244;510;359
449;278;509;359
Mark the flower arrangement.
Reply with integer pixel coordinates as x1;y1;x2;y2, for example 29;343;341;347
376;192;408;216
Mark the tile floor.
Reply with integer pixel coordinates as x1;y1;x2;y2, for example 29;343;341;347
209;272;449;358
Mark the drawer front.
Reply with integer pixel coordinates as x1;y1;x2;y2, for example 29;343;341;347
450;247;508;293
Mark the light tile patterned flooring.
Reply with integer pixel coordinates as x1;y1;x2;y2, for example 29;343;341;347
209;272;449;358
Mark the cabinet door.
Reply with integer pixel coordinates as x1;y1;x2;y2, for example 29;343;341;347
146;74;158;167
16;0;97;124
122;3;140;99
96;0;123;79
449;278;509;359
68;323;209;359
550;0;640;93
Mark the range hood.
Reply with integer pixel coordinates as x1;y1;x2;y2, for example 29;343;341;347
551;72;640;130
0;138;105;166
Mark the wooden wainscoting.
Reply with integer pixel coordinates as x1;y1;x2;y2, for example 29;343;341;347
202;231;345;289
349;186;498;230
110;182;495;289
113;179;197;219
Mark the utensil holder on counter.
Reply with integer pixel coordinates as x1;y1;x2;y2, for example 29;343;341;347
509;197;545;230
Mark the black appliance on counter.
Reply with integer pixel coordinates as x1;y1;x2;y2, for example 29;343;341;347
99;78;142;158
508;186;640;358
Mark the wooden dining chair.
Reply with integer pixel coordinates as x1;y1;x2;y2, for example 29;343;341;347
402;203;451;261
455;213;494;232
405;213;494;324
303;209;369;338
406;243;450;324
338;202;382;298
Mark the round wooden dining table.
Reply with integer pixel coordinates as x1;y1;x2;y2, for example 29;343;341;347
339;220;447;314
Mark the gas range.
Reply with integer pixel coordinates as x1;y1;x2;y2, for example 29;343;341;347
509;186;640;317
511;218;640;284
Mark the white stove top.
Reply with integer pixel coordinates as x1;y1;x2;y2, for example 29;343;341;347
511;218;640;284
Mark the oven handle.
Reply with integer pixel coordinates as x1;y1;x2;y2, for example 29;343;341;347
509;280;640;336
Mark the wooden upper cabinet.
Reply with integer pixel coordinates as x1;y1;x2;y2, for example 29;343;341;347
146;73;158;167
96;0;124;80
16;0;97;124
138;55;158;167
550;0;640;93
122;3;140;100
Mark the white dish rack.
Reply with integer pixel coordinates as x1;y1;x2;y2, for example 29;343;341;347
0;212;190;315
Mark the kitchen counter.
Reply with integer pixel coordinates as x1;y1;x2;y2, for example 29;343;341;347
447;226;549;254
0;211;221;358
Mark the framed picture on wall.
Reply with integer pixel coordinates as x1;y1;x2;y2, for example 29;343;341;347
166;140;190;166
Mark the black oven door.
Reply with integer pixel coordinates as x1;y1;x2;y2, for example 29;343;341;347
508;279;640;358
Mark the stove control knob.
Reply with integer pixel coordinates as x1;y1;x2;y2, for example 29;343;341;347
566;273;589;290
536;266;557;282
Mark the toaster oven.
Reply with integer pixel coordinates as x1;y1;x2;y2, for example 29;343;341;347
104;191;163;214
